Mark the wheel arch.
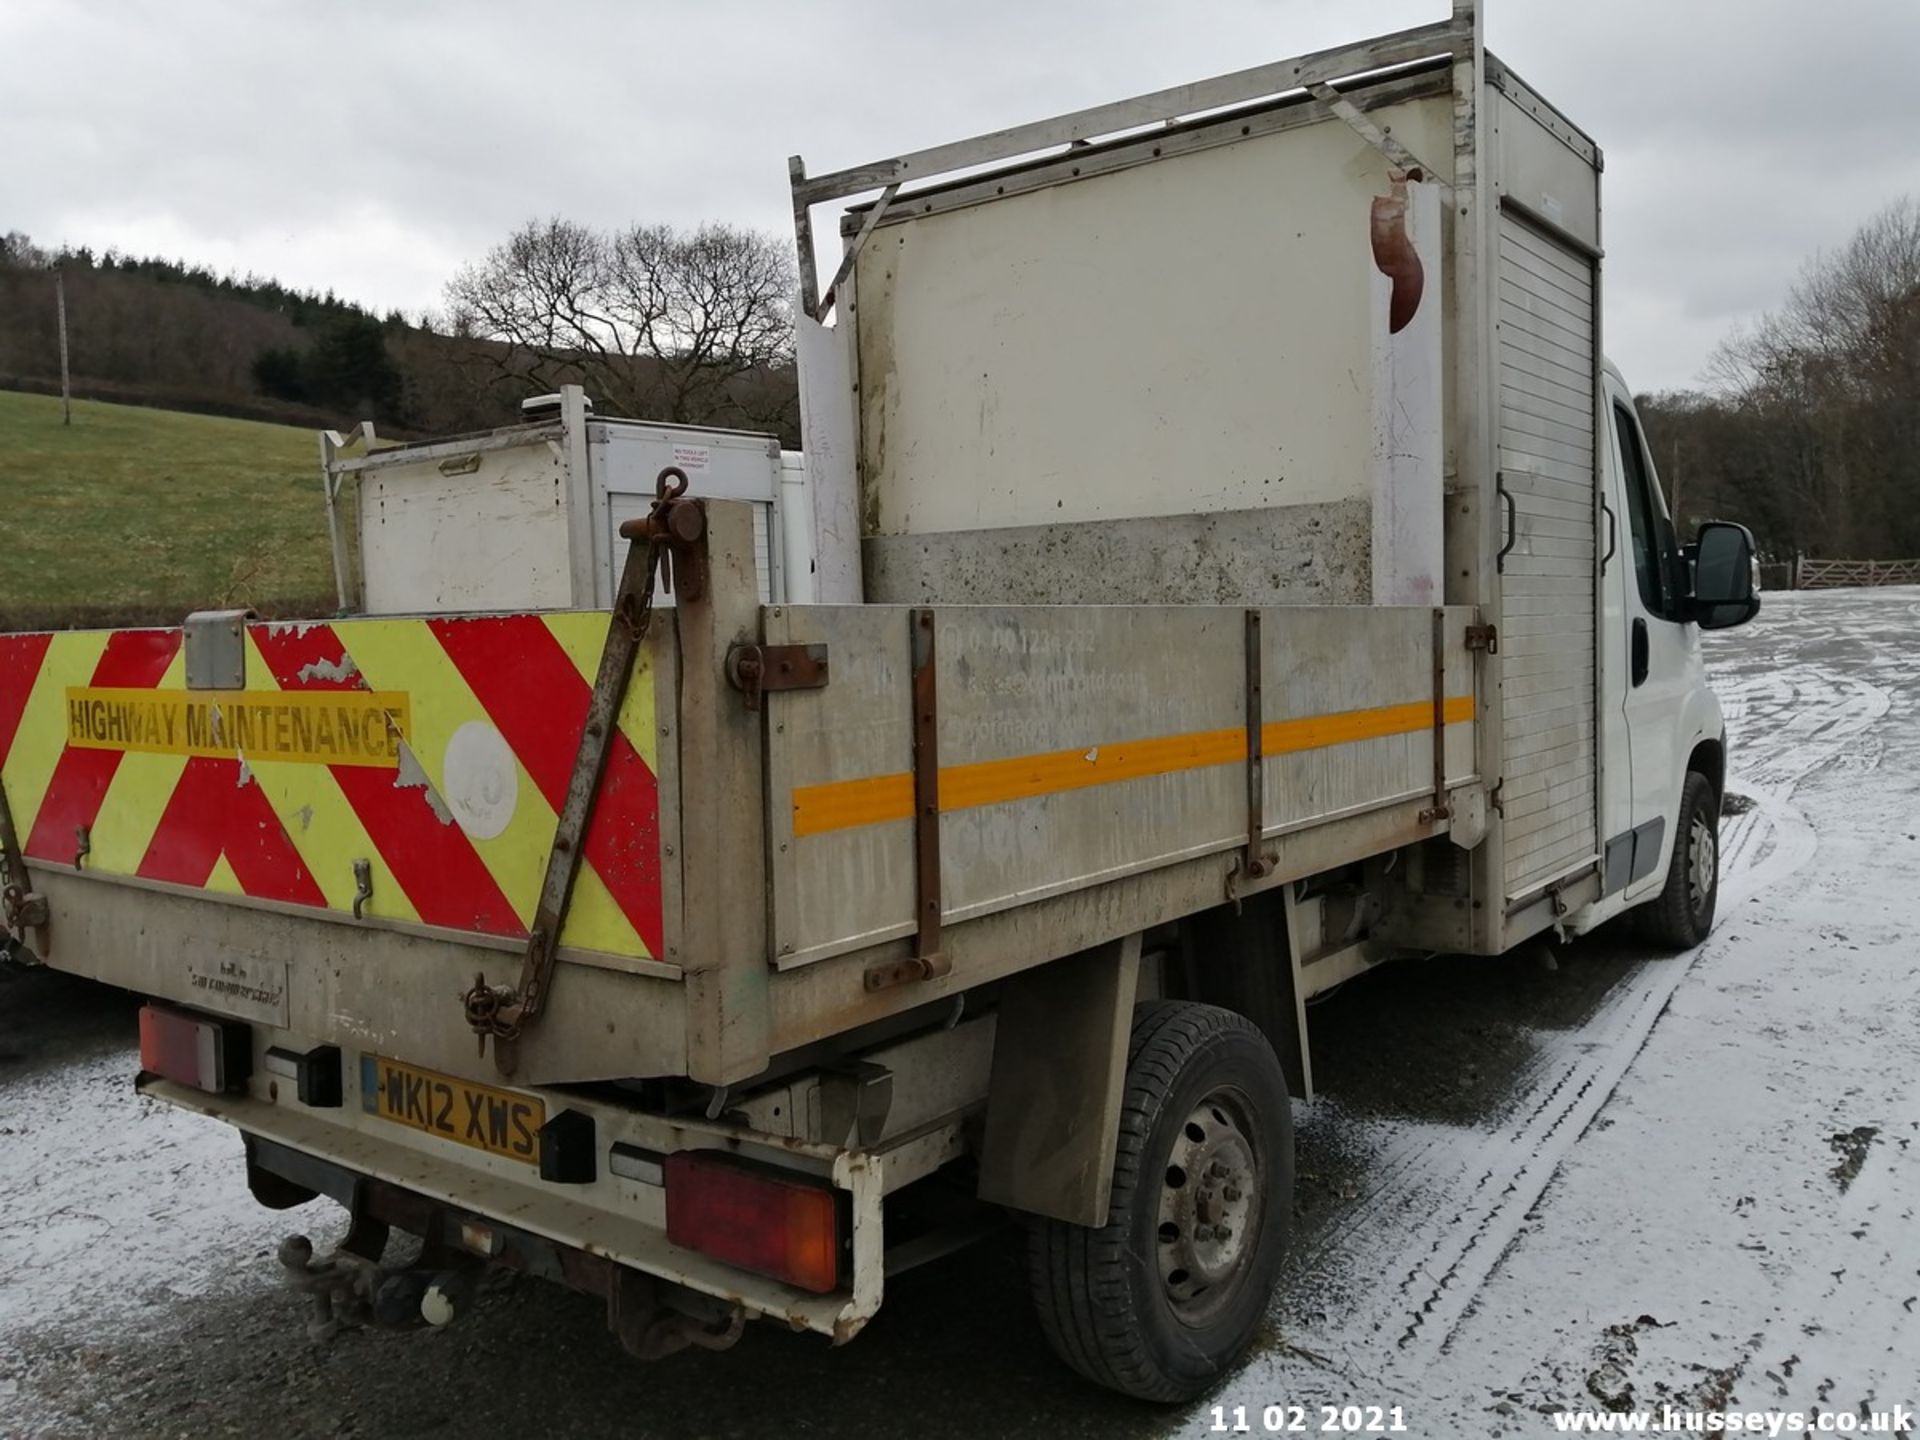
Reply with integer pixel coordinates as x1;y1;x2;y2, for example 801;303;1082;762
1687;736;1725;800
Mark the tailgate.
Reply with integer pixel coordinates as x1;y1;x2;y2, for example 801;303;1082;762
0;611;674;963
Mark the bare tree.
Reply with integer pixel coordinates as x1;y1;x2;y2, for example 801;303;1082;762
1695;196;1920;560
445;218;798;433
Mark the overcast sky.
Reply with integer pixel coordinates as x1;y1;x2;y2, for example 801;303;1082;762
6;0;1918;394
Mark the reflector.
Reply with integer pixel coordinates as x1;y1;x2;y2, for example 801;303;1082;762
138;1004;251;1094
664;1151;841;1294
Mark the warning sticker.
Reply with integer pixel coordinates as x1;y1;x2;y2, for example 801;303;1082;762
65;688;411;768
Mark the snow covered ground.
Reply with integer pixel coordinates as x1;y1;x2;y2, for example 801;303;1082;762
1216;587;1920;1430
1;587;1914;1438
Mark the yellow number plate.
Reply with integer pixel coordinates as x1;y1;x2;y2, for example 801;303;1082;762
360;1054;545;1165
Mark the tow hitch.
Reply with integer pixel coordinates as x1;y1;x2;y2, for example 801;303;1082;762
253;1139;745;1358
276;1232;478;1340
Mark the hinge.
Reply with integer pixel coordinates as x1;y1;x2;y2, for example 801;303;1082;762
1465;623;1498;654
726;643;830;712
863;952;952;993
1489;779;1506;817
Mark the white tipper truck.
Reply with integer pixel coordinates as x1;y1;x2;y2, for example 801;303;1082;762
0;3;1758;1401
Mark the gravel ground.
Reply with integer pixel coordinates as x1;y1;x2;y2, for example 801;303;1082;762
3;588;1916;1437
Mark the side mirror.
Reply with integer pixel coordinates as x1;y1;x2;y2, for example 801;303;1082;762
1689;520;1760;630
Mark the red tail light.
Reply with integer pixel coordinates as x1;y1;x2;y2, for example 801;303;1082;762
138;1004;251;1094
664;1151;841;1294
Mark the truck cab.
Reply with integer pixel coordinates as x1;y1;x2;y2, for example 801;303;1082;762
1575;365;1753;944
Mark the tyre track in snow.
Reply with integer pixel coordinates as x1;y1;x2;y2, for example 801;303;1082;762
1230;590;1885;1403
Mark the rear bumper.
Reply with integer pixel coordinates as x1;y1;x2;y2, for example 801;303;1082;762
139;1073;886;1342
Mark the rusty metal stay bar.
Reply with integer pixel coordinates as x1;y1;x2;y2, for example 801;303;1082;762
865;608;951;993
464;469;708;1073
1241;609;1271;881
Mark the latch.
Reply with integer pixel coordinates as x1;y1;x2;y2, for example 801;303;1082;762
726;643;829;712
1465;623;1498;654
184;608;256;690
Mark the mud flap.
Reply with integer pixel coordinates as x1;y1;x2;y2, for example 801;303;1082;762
977;932;1142;1227
1184;890;1312;1100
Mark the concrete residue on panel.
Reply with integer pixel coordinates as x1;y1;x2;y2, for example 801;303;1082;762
1369;174;1444;608
862;500;1371;606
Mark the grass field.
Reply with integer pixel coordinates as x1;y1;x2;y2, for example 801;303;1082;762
0;390;337;629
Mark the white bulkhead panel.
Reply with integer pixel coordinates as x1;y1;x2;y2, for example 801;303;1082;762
853;95;1456;538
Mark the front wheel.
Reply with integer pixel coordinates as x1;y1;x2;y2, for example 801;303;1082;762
1027;1001;1294;1402
1638;769;1719;949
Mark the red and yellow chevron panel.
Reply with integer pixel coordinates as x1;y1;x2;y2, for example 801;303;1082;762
0;615;666;962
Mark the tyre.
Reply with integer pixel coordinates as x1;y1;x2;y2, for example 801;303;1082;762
1028;1000;1294;1402
1637;769;1719;949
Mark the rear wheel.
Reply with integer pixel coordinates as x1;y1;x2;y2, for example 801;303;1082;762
1638;769;1719;949
1028;1001;1294;1402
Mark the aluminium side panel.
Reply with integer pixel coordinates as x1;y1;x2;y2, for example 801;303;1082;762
763;603;1478;969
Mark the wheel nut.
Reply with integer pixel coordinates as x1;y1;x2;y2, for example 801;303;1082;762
1224;1186;1242;1202
1216;1225;1232;1240
1194;1224;1212;1242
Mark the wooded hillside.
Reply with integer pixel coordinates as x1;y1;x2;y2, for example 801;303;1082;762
0;228;801;444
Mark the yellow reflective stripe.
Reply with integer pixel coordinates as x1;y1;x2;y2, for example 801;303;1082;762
64;686;411;765
1263;695;1474;754
792;694;1476;839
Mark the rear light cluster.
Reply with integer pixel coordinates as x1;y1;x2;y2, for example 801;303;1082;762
138;1003;251;1094
664;1151;842;1294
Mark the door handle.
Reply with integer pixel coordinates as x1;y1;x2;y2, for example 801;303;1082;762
1631;617;1649;687
1495;478;1517;574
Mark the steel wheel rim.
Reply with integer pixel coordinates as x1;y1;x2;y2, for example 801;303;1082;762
1156;1087;1262;1327
1687;813;1716;913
